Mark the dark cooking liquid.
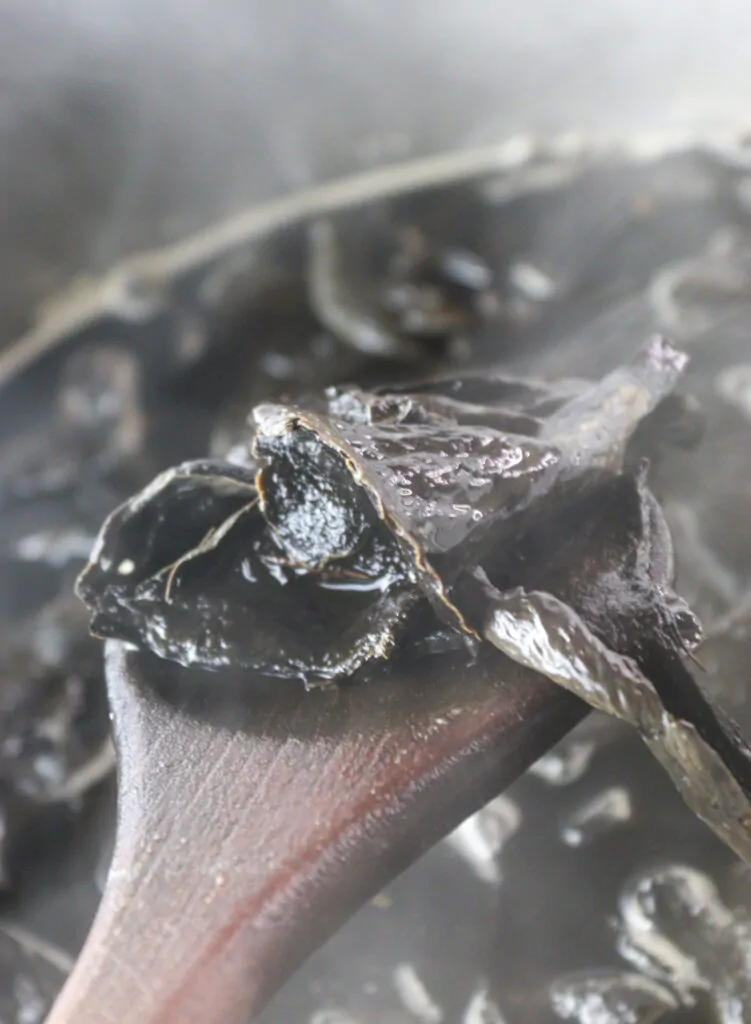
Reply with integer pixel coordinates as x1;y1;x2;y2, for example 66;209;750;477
255;152;751;1024
3;143;751;1023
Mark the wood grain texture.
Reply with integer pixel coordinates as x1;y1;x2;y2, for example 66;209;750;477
46;640;585;1024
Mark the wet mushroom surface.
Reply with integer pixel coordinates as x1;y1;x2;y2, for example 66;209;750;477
3;141;751;1022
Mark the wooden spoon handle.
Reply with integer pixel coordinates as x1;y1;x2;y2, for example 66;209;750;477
47;642;584;1024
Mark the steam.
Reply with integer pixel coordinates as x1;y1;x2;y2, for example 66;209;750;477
3;0;751;342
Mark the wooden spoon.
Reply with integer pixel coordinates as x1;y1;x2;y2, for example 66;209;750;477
45;639;585;1024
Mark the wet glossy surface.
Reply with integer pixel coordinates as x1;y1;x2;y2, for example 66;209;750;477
1;143;751;1020
77;340;694;690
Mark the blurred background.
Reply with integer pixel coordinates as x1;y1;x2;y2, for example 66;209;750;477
4;0;751;343
3;3;751;1023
